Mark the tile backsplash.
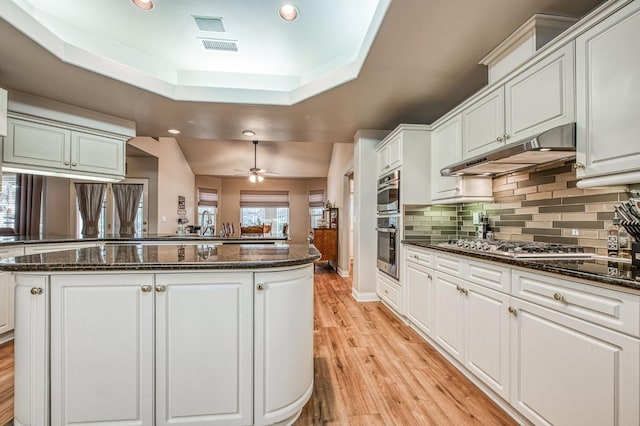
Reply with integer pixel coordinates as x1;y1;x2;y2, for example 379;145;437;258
404;160;635;255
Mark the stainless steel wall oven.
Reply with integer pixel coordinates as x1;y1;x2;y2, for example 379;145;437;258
376;215;398;279
377;170;400;215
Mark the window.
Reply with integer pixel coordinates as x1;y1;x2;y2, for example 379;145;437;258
74;179;148;237
309;189;325;228
239;190;289;234
0;173;18;230
197;188;218;232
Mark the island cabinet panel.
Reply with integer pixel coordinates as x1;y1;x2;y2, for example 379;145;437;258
155;272;253;426
510;298;640;426
13;275;48;426
50;274;155;426
254;265;314;426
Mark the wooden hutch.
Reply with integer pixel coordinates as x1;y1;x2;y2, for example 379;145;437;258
313;208;338;268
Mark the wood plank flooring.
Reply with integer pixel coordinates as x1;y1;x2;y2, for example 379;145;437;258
0;265;515;425
0;340;13;426
296;264;516;425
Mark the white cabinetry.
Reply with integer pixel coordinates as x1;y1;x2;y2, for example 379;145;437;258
0;87;7;137
405;247;434;336
461;42;575;161
377;133;401;175
431;114;492;203
510;297;639;426
575;0;640;185
375;124;431;205
0;246;23;338
462;87;505;158
24;242;99;255
433;270;465;360
3;116;126;180
254;265;314;426
48;272;253;426
376;271;402;314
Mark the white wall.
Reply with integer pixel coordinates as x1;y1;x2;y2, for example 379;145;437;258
352;130;389;301
326;143;354;275
128;137;195;234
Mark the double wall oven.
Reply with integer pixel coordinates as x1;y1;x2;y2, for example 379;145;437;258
376;170;400;279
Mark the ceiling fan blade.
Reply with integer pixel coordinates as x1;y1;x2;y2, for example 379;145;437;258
261;171;279;176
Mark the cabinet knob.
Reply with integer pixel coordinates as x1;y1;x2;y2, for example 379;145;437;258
413;255;420;260
503;134;510;140
508;306;517;315
64;161;70;165
71;162;77;167
30;287;43;295
496;136;503;142
155;285;166;293
141;285;152;293
257;283;265;291
384;289;389;295
427;273;432;279
461;288;468;295
553;292;565;302
456;285;462;292
572;162;585;170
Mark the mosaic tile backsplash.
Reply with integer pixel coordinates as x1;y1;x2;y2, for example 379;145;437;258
404;160;636;255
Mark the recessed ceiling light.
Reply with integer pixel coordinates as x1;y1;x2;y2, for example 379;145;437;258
278;4;299;21
132;0;154;11
168;129;181;135
242;130;256;137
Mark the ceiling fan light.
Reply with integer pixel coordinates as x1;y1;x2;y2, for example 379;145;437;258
258;175;264;182
249;174;257;183
132;0;154;10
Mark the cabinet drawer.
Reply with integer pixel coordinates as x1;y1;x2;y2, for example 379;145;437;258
377;273;401;312
512;270;640;336
434;253;463;278
464;259;511;293
405;247;433;268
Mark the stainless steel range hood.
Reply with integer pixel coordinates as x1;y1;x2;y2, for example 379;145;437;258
440;123;576;176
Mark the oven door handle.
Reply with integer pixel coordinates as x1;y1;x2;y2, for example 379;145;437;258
376;227;397;233
377;183;399;194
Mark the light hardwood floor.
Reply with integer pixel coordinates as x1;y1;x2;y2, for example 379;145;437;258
0;265;515;425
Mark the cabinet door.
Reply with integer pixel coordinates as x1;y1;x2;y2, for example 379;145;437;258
462;87;505;159
0;272;14;335
510;298;640;426
505;42;575;142
387;135;402;170
13;275;48;426
50;274;155;426
254;265;314;426
406;262;434;337
71;131;125;177
576;1;640;178
155;272;253;426
432;114;462;200
0;87;7;137
464;282;510;400
433;271;464;361
3;118;71;170
377;145;389;175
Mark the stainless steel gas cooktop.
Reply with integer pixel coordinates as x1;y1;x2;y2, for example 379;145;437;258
439;239;595;259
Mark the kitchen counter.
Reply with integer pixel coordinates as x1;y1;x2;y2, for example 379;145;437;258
0;243;319;271
402;240;640;292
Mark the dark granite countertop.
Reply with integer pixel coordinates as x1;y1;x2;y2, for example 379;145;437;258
402;240;640;292
0;243;320;271
0;233;290;247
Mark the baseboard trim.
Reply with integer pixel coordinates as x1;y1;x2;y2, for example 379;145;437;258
351;288;379;302
0;330;15;345
337;267;349;278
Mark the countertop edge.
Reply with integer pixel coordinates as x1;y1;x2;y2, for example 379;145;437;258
402;240;640;293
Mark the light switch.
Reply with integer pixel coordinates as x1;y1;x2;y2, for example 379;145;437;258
162;216;167;223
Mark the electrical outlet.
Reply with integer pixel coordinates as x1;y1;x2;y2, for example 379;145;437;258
571;229;579;236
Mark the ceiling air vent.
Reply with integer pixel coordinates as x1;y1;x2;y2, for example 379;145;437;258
193;16;226;32
200;38;239;52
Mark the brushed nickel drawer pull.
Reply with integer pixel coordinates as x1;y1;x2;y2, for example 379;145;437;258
508;306;517;315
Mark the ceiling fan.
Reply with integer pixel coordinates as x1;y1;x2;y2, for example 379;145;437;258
234;140;279;182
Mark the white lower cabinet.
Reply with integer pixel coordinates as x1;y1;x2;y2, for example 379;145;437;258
0;246;24;339
254;265;314;426
510;297;640;426
48;272;253;426
433;271;465;361
376;271;402;314
406;261;434;337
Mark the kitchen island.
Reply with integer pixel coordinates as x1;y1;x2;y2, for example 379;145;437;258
2;243;320;426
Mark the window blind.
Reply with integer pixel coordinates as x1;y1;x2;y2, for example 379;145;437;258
198;188;218;207
240;190;289;208
308;190;325;208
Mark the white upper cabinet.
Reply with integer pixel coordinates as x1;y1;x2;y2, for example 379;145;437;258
462;87;505;159
505;41;575;143
0;87;7;137
3;115;126;181
575;0;640;182
377;133;402;175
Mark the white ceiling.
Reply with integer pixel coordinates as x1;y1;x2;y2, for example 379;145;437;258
0;0;606;179
3;0;389;105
